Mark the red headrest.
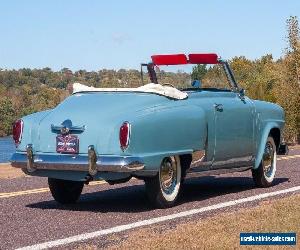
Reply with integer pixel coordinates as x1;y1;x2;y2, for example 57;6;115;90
188;53;219;64
151;54;188;65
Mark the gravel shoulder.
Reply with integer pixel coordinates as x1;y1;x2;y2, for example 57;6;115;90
0;163;25;179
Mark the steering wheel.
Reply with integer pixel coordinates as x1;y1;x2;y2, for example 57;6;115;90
162;83;175;88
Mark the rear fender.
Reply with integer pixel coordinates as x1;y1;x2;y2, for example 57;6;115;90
129;105;207;170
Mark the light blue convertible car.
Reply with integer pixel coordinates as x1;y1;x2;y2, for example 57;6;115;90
10;53;288;208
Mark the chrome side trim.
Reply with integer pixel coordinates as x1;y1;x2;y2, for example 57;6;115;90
211;156;253;169
186;166;251;178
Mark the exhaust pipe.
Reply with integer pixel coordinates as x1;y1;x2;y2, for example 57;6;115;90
84;174;93;184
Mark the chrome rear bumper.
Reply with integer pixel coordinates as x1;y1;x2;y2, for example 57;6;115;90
10;144;144;176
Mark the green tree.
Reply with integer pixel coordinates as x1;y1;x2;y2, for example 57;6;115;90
274;16;300;143
0;98;15;136
191;64;207;81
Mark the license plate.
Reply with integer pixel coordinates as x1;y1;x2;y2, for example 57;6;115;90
56;134;79;154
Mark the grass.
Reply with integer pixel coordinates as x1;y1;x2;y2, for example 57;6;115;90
105;194;300;250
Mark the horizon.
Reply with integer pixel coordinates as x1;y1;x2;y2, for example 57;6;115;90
1;1;300;71
0;54;285;72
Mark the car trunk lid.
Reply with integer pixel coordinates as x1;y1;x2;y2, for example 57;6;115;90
36;92;171;154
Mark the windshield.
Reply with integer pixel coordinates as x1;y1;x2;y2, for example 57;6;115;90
141;63;232;91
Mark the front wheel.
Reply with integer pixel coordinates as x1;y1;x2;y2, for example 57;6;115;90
48;178;84;204
252;136;277;187
145;156;182;208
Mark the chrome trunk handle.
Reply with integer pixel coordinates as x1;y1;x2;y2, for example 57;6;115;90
51;124;85;134
51;119;85;134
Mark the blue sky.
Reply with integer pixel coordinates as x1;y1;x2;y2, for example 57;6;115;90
1;0;300;71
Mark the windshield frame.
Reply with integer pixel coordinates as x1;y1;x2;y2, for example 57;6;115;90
140;60;240;92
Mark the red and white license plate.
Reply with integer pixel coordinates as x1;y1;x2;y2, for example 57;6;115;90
56;134;79;154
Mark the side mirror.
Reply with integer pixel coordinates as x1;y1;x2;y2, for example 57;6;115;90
239;88;246;100
191;80;201;88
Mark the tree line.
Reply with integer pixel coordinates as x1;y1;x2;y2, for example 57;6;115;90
0;16;299;143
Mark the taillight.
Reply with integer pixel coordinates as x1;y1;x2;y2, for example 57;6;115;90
119;121;131;150
12;119;23;145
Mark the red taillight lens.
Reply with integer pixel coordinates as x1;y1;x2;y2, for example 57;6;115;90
12;119;23;145
119;122;130;150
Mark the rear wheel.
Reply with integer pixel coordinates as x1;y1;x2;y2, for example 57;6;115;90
48;178;84;204
252;136;277;187
145;156;182;208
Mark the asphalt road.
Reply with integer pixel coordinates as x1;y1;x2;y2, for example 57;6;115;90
0;149;299;250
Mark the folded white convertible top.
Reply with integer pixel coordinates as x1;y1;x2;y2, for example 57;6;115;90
72;82;188;100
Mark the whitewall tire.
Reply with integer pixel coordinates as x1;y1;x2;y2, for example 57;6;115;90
252;136;277;187
145;156;182;208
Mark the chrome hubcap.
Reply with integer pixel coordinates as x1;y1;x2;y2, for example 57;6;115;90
160;157;177;194
263;142;275;178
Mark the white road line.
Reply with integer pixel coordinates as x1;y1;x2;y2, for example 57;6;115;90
17;185;300;250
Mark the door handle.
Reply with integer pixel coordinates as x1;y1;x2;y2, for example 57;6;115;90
214;103;223;112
